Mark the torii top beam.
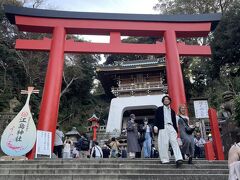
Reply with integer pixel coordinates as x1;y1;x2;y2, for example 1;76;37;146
4;5;221;56
5;5;221;33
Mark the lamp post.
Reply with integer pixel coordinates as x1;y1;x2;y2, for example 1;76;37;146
88;114;99;141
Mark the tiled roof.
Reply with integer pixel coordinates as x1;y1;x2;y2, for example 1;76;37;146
121;58;165;66
65;127;80;136
97;58;165;69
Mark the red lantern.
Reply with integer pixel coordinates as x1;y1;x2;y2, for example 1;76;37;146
88;114;99;141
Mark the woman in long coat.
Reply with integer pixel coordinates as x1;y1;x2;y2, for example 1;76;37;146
177;105;195;164
127;114;141;158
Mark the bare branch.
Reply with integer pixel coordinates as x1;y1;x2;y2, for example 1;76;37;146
219;0;224;14
32;0;44;8
15;50;30;79
60;76;79;98
63;71;67;84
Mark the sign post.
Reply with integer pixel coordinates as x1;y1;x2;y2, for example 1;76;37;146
35;130;52;158
193;100;209;140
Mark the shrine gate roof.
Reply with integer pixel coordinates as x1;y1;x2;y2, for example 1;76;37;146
96;58;165;73
4;5;221;31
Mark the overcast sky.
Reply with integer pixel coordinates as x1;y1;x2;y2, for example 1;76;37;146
26;0;159;63
43;0;158;14
24;0;159;43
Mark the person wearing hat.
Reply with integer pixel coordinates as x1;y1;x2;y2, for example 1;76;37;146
127;114;141;159
153;95;183;167
53;124;64;158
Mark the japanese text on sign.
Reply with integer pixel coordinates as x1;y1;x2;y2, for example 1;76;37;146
193;100;209;119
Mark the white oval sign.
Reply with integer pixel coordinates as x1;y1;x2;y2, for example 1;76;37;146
1;89;37;156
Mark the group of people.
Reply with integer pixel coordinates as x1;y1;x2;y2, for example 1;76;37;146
53;94;240;178
53;125;159;160
127;114;156;159
53;126;131;159
126;95;206;167
53;95;206;167
90;138;128;158
53;131;128;159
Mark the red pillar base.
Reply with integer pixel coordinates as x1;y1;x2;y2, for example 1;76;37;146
204;141;215;160
208;108;225;160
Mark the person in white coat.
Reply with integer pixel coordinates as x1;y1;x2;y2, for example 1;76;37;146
228;142;240;180
53;125;64;158
63;138;73;158
153;95;183;167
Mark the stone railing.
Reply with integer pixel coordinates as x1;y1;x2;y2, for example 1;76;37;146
111;82;167;96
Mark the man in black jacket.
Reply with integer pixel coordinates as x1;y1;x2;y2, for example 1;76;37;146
153;95;183;167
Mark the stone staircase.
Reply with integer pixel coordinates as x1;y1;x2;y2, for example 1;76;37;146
0;159;228;180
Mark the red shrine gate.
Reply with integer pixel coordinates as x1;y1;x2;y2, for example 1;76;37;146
4;5;222;159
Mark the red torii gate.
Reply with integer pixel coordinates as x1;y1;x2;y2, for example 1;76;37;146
4;5;221;159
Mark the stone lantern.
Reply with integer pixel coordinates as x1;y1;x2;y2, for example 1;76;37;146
65;127;80;143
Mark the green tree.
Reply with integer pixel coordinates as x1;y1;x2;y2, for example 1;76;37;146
105;36;160;65
211;1;240;80
153;0;237;108
0;1;109;133
58;52;104;131
0;0;27;111
153;0;235;14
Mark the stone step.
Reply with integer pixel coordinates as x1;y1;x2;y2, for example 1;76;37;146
0;159;228;180
0;174;229;180
0;163;228;169
0;168;228;175
0;159;227;164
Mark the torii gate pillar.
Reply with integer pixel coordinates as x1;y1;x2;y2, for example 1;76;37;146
164;30;186;110
27;27;66;159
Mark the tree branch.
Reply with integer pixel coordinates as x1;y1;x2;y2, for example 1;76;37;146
60;76;79;98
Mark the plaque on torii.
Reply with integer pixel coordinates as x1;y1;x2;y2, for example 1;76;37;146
4;5;221;159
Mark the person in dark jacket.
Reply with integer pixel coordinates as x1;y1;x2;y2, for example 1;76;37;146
120;146;127;158
102;144;111;158
77;133;90;158
153;95;183;167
